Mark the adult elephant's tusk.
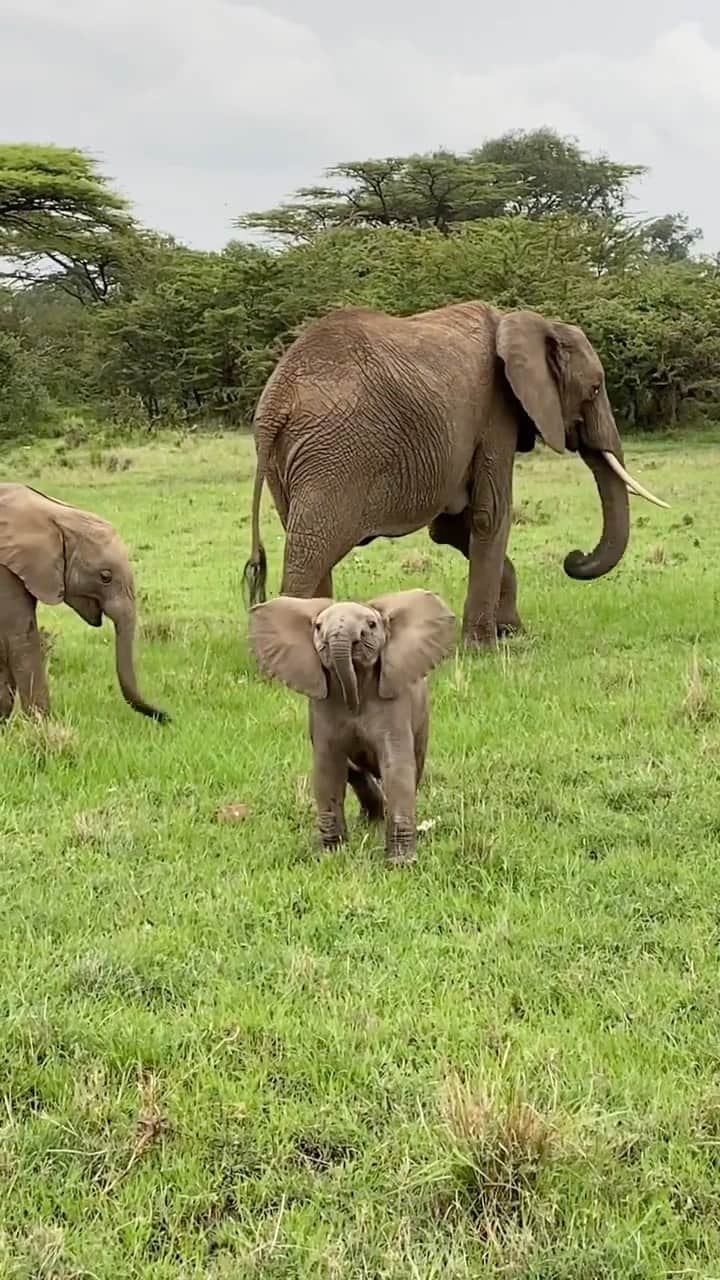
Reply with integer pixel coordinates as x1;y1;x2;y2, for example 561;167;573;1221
601;451;670;509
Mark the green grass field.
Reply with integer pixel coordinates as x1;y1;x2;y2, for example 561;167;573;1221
2;430;720;1278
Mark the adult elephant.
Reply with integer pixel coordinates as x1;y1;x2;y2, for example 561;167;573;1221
0;483;168;721
242;301;666;646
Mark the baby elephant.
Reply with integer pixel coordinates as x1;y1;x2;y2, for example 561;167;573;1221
249;588;456;864
0;483;168;723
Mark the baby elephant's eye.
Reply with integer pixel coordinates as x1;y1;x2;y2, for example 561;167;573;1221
367;618;377;629
100;569;112;584
314;621;322;632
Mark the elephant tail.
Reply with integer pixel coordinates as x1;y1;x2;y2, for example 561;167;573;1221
242;457;268;609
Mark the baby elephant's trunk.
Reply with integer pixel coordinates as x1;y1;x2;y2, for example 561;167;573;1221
328;629;360;712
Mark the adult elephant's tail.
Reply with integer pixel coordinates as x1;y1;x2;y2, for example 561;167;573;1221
242;390;291;608
242;453;268;608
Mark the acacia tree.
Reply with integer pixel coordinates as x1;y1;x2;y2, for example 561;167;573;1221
238;151;520;242
0;143;142;303
237;130;655;244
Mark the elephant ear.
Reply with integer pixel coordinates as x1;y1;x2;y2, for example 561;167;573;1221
497;310;566;455
367;589;456;699
248;596;334;699
0;485;65;604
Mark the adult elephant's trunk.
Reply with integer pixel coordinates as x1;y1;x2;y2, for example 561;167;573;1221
563;448;630;580
109;598;169;722
328;630;359;712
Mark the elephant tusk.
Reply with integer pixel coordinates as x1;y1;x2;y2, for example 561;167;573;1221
601;451;670;509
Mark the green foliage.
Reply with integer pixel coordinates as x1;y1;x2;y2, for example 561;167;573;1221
239;130;646;243
0;143;142;302
0;130;716;439
638;212;702;262
93;240;284;423
0;290;55;438
238;151;518;240
577;262;720;426
475;128;646;219
267;219;720;428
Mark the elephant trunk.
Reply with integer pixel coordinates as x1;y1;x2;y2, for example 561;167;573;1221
328;630;360;713
563;447;630;580
110;600;169;723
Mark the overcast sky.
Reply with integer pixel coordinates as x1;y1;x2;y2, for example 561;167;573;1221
4;0;720;251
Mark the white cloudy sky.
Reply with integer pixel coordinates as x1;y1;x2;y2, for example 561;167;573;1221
3;0;720;250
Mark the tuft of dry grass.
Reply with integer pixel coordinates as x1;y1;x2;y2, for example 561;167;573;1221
8;712;78;764
682;649;716;724
102;1071;168;1195
438;1073;558;1245
512;499;551;526
401;548;433;573
140;616;177;643
73;808;115;845
646;543;667;565
38;627;55;658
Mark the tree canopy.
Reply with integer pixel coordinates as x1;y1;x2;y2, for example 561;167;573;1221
0;143;141;302
0;131;716;443
237;129;651;244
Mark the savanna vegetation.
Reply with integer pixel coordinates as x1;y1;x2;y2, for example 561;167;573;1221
2;133;720;1277
1;130;718;443
2;430;720;1277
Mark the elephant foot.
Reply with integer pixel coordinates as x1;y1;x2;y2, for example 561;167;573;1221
387;848;417;867
317;813;347;849
496;614;523;639
386;822;417;866
319;834;346;851
462;626;499;651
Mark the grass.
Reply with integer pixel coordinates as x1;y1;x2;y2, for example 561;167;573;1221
1;427;720;1277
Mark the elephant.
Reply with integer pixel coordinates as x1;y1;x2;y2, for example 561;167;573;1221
0;483;168;722
242;301;667;646
248;588;456;864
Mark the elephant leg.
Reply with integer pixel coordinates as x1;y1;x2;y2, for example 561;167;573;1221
12;625;50;716
312;742;348;849
348;762;384;822
0;660;16;721
380;734;418;866
315;570;334;598
0;573;50;716
461;448;515;649
430;513;522;638
413;717;428;791
281;502;353;599
463;515;512;648
496;555;523;636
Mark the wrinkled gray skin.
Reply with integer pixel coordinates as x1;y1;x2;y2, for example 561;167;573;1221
249;589;456;864
243;301;663;647
0;484;168;722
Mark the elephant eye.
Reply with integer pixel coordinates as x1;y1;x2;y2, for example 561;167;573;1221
591;384;601;398
100;569;112;583
367;618;377;630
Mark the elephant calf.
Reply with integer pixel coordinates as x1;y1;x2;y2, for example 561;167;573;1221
0;483;168;723
249;588;456;864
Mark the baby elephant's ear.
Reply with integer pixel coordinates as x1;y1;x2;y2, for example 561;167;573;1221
366;589;456;699
249;596;333;698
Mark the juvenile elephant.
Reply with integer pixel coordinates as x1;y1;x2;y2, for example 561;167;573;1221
243;301;666;646
0;483;168;722
249;588;456;864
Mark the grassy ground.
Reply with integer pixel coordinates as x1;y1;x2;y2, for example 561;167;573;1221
1;429;720;1278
